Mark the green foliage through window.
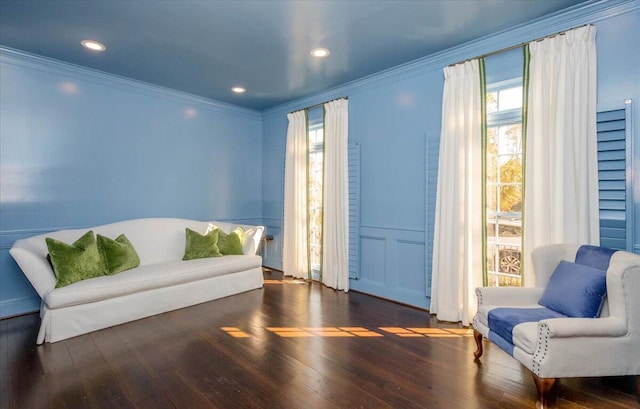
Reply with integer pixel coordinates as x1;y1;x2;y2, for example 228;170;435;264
308;125;324;276
485;83;523;287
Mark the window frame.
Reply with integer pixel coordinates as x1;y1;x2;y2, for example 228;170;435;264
308;122;324;280
485;77;524;287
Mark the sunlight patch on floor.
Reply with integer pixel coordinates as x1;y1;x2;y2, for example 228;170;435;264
221;327;251;338
221;326;471;339
379;327;473;338
263;279;308;285
266;326;380;337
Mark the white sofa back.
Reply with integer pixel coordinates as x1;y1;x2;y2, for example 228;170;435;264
10;218;264;299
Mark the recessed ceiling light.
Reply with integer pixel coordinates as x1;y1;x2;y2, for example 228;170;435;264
231;86;246;94
311;48;330;58
81;40;106;52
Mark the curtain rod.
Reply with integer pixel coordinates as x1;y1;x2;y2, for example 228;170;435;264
290;96;348;114
448;24;592;67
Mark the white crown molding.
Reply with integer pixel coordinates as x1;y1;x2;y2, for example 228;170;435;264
0;47;262;121
263;0;639;117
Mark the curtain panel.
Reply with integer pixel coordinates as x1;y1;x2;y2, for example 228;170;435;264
523;25;599;285
283;109;310;279
322;99;350;291
430;60;484;325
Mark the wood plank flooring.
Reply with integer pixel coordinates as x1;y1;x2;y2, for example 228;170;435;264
1;270;638;409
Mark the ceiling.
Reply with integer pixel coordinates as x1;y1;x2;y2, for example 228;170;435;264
0;0;589;111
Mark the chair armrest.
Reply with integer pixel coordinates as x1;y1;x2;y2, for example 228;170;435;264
476;286;544;306
541;317;627;338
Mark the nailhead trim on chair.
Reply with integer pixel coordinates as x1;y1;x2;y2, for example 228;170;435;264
473;289;482;331
532;322;550;376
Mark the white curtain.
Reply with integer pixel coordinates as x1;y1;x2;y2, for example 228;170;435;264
523;25;598;285
430;60;483;326
322;99;350;291
283;109;310;279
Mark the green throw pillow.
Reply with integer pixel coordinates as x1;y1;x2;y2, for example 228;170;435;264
97;234;140;275
183;228;222;260
46;231;107;288
215;226;244;255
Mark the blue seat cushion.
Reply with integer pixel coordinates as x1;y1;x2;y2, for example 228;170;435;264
488;307;567;355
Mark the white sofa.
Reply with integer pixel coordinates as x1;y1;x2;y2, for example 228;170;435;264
9;218;264;344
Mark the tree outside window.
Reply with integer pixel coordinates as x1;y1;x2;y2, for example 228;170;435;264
486;84;523;287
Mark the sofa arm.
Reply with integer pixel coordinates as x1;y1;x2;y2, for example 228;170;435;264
9;239;56;298
476;286;544;306
541;317;627;338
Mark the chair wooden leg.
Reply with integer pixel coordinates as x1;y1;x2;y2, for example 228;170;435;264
636;375;640;402
532;373;556;409
473;329;483;359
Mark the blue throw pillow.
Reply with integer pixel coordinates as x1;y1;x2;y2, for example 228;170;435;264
538;260;607;318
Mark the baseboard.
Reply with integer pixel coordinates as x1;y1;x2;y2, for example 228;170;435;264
0;296;39;319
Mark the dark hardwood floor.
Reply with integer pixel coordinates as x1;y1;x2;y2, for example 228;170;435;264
1;270;638;409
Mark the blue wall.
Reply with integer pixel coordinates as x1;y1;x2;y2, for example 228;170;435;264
0;50;263;317
261;1;640;309
1;1;638;317
594;7;640;252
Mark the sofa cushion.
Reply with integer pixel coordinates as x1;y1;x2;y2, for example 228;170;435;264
512;322;540;354
210;226;244;255
44;255;262;309
538;260;607;318
575;245;616;271
487;307;566;355
183;228;222;260
97;234;140;275
475;304;542;328
46;231;107;288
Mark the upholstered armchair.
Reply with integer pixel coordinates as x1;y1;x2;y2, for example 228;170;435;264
472;243;640;408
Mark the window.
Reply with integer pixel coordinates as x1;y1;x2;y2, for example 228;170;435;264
308;124;324;279
485;80;523;287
